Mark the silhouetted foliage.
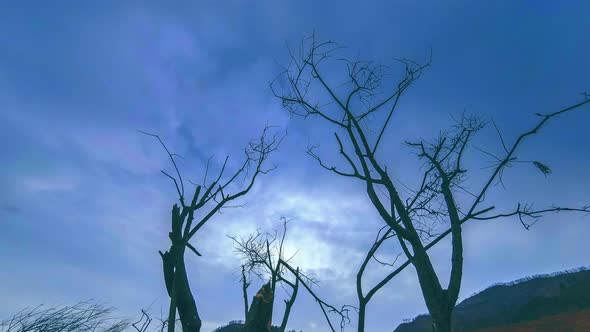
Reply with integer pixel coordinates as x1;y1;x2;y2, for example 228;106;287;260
0;301;128;332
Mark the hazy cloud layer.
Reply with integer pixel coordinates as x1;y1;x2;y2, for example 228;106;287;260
1;1;589;331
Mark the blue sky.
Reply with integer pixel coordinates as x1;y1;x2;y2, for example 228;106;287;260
1;1;589;331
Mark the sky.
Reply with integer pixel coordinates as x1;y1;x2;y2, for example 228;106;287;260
1;1;589;331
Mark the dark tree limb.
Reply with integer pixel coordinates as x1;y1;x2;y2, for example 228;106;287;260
143;126;281;332
273;35;590;332
230;217;306;332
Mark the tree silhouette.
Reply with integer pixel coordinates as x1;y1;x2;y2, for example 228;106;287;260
231;218;353;332
0;301;128;332
272;35;590;332
143;127;281;332
230;218;302;332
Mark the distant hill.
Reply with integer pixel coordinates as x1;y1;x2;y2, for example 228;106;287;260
211;320;284;332
474;310;590;332
394;267;590;332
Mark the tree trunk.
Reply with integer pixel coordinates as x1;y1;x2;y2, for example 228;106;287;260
357;301;366;332
431;310;452;332
242;266;249;322
278;300;292;332
161;246;202;332
279;279;298;332
244;283;273;332
269;274;277;329
160;204;202;332
174;251;201;332
166;285;177;332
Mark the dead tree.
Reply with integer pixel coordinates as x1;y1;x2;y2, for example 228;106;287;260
231;218;354;332
143;127;281;332
244;282;274;332
271;36;590;332
230;218;301;332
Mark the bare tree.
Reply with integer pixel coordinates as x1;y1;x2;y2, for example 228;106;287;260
0;301;128;332
231;218;354;332
230;217;301;332
143;126;282;332
272;36;590;332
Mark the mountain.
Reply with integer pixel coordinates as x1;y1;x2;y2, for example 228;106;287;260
394;267;590;332
474;309;590;332
211;320;284;332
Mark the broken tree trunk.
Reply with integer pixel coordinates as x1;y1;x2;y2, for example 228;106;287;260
244;283;274;332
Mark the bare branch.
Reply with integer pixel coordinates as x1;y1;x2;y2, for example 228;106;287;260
471;204;590;229
465;98;590;218
280;259;353;332
139;130;185;206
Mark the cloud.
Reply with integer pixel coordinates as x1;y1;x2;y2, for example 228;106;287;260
1;2;589;331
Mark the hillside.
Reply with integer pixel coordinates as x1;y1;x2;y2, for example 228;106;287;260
394;267;590;332
474;309;590;332
211;321;283;332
